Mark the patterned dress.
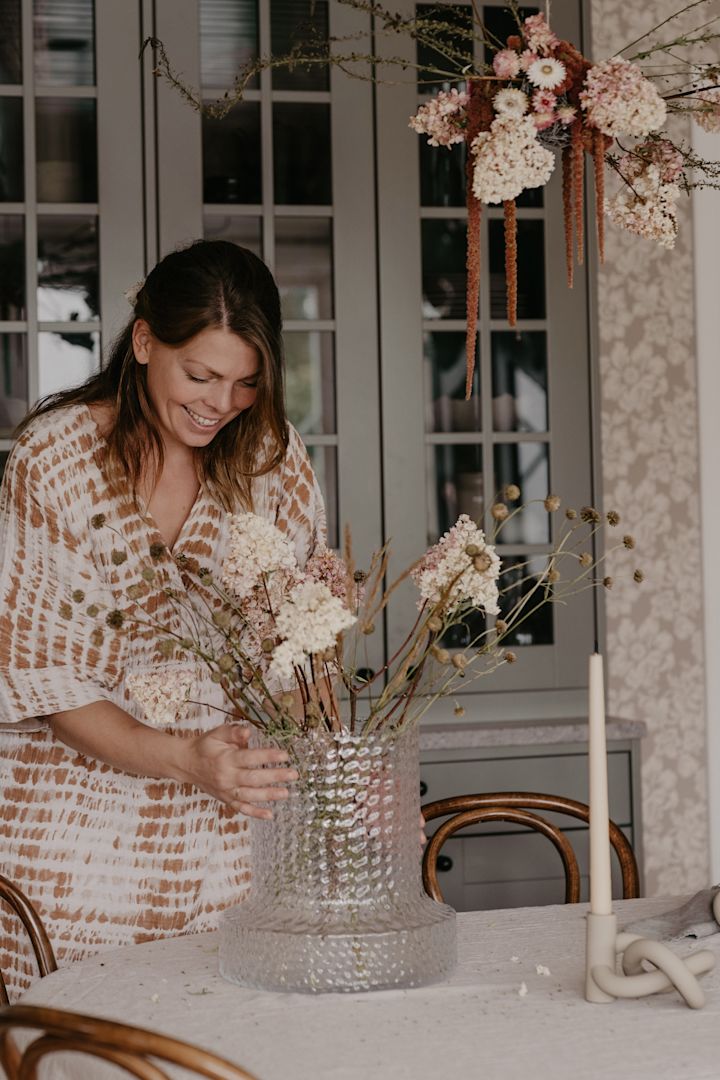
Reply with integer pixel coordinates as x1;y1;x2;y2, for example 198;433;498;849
0;404;325;1000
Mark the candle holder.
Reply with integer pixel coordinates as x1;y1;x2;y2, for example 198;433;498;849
585;892;720;1009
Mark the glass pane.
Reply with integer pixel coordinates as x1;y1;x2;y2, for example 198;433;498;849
273;104;331;205
0;216;25;318
34;0;95;86
498;555;553;646
306;443;338;549
200;0;258;89
0;334;27;435
422;219;466;320
416;4;472;92
430;442;483;541
0;98;24;200
424;331;479;432
203;214;262;257
37;329;98;397
489;218;546;320
493;442;550;544
36;98;97;202
37;215;99;320
491;331;547;432
284;331;335;435
276;217;333;320
203;102;261;204
0;0;22;82
420;137;466;208
271;0;328;90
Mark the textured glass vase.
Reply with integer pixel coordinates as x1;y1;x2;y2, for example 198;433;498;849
219;724;456;993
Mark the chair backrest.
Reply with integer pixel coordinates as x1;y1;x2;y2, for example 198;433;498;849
0;1004;261;1080
0;876;57;1005
421;791;640;905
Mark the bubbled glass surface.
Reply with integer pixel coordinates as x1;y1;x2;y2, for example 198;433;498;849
219;725;457;993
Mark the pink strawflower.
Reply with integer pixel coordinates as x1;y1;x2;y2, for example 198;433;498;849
493;49;521;79
409;88;469;148
693;87;720;133
556;104;577;125
519;49;539;72
523;13;559;56
580;58;666;137
532;89;557;112
533;110;556;131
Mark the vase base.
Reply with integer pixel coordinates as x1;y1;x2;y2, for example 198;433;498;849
218;901;457;994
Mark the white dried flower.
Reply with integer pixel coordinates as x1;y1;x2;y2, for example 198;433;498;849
128;671;194;726
607;163;680;248
493;88;529;118
471;115;555;205
526;57;566;91
580;57;666;138
269;581;357;681
409;88;469;148
221;512;298;601
412;514;501;615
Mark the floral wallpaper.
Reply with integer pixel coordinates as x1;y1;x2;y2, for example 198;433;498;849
590;0;711;893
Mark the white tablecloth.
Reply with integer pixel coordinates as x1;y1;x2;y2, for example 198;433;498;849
16;897;720;1080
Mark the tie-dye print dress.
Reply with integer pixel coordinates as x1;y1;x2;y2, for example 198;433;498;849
0;404;326;999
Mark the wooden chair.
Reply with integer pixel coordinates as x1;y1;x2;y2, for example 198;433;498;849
421;791;640;905
0;876;57;1006
0;1003;261;1080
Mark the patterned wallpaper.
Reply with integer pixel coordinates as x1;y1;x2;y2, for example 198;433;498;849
590;1;711;893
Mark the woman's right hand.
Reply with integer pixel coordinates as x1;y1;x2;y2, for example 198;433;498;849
177;723;298;819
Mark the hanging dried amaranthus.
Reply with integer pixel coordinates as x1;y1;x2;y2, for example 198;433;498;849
464;81;494;400
503;199;517;327
561;145;574;288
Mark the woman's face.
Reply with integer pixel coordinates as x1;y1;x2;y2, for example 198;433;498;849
132;321;261;452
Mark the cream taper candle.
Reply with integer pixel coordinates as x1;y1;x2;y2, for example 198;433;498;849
588;652;612;915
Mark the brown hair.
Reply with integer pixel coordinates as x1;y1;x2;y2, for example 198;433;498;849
18;240;288;511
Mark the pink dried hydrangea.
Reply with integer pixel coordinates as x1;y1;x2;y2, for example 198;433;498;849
580;57;666;137
532;89;557;112
493;49;521;79
412;515;500;615
522;13;559;56
607;163;680;248
305;543;350;603
627;138;684;184
409;89;469;148
693;87;720;133
471;114;555;204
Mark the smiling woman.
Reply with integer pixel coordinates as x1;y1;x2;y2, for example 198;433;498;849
0;240;328;999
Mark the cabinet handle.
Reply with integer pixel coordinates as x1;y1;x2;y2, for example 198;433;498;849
419;780;428;797
437;855;453;873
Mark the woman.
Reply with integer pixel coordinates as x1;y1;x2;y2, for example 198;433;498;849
0;240;326;998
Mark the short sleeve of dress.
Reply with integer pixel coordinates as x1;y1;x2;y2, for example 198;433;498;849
0;426;123;728
271;425;328;566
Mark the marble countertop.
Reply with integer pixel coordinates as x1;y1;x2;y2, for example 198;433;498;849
418;716;646;750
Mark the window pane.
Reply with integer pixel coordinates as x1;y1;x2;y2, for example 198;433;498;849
306;443;338;549
0;0;22;82
0;98;24;201
491;330;547;432
36;98;97;202
34;0;95;86
276;217;333;319
430;442;483;542
0;216;25;318
0;450;9;483
416;4;472;92
420;137;466;208
37;215;99;320
425;331;480;432
422;219;467;320
273;104;331;205
38;329;98;397
0;334;27;435
284;331;335;436
203;102;261;204
204;214;262;256
489;218;546;320
498;555;553;646
200;0;258;89
271;0;328;90
493;442;550;544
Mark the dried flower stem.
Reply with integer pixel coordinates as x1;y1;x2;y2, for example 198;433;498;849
503;198;518;327
562;145;574;287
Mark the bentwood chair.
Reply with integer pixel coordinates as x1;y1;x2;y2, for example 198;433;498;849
421;792;640;905
0;876;57;1006
0;1004;261;1080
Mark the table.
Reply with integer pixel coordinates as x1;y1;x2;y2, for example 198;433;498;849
16;897;720;1080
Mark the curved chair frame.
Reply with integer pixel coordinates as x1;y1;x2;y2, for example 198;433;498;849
0;876;57;1006
0;1004;261;1080
421;791;640;905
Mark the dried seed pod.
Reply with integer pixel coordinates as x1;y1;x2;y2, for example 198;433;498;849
491;502;509;521
544;494;561;512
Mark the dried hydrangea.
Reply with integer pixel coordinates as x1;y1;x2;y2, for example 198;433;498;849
522;13;559;56
471;114;555;204
607;163;680;248
580;58;667;138
221;512;298;601
269;581;357;681
128;670;194;726
412;514;501;616
693;87;720;133
408;88;468;148
305;543;350;603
